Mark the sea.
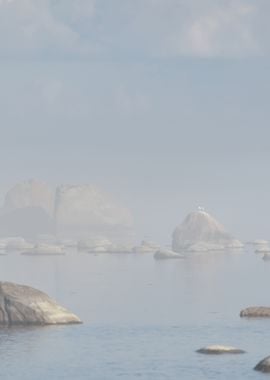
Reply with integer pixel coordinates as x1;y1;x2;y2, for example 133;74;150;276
0;246;269;379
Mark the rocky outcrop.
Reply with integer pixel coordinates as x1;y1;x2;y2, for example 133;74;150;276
172;211;243;253
154;249;185;260
0;282;81;325
54;185;133;238
254;356;270;372
196;345;245;354
240;307;270;318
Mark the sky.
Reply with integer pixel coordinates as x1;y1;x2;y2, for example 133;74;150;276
0;0;270;243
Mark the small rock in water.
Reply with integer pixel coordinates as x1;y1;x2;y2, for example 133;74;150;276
196;345;245;354
254;356;270;372
240;307;270;318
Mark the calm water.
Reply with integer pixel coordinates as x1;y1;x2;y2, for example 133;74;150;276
0;247;269;379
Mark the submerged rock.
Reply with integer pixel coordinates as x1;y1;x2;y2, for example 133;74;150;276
240;307;270;317
172;210;242;253
0;282;81;325
154;249;185;260
254;356;270;372
196;345;245;354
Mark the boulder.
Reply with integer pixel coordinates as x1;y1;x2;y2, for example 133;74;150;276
240;307;270;317
172;210;243;253
254;356;270;372
154;249;185;260
0;282;81;325
196;345;245;354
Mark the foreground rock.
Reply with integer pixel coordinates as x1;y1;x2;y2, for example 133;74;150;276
154;249;185;260
172;210;243;253
240;307;270;317
0;282;81;325
254;356;270;372
196;345;245;354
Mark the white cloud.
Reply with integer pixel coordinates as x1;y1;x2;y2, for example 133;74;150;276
0;0;267;59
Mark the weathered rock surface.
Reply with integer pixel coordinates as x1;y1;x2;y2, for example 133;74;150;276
196;345;245;354
254;356;270;372
172;211;243;253
154;249;185;260
240;307;270;318
0;282;81;325
54;185;133;238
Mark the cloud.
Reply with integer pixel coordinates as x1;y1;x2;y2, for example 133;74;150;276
0;0;96;58
0;0;267;59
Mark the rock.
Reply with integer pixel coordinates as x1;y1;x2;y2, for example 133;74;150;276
196;345;245;354
154;249;185;260
262;253;270;261
6;238;34;251
255;247;270;254
132;240;160;253
172;210;243;253
252;239;269;246
21;243;65;256
0;282;81;325
254;356;270;372
240;307;270;317
54;185;133;238
77;238;112;252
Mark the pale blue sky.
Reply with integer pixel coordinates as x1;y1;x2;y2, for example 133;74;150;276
0;0;270;242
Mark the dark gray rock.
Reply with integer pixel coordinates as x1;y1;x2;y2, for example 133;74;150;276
254;356;270;372
240;307;270;318
196;345;245;354
0;282;82;325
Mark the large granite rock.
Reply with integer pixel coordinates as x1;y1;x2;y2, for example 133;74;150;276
196;345;245;354
240;307;270;318
54;185;133;238
0;282;81;325
172;211;243;253
254;356;270;372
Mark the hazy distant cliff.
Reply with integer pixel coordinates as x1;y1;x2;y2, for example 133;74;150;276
54;184;133;238
0;180;133;239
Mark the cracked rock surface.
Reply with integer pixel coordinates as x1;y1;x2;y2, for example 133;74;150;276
0;282;82;325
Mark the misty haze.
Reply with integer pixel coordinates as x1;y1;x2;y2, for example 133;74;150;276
0;1;270;379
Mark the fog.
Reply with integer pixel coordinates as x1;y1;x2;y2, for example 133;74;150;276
1;2;270;379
